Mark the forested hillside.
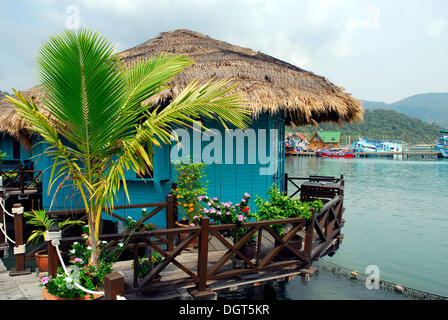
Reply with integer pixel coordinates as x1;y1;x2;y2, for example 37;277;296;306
288;109;446;145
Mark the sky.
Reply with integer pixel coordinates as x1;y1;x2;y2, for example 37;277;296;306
0;0;447;103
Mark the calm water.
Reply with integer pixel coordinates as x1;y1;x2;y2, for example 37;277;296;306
281;156;448;299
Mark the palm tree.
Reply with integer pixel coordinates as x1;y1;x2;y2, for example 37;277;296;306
3;28;251;267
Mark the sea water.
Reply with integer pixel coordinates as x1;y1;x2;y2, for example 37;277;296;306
279;156;448;299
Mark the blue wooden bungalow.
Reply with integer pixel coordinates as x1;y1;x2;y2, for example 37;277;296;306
0;30;362;228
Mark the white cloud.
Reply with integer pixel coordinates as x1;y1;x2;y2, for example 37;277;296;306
326;4;381;58
427;19;447;37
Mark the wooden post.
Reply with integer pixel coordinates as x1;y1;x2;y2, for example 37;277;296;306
166;194;175;252
103;272;125;300
304;208;315;268
339;174;344;196
284;173;288;196
47;225;60;278
197;216;209;292
171;183;178;222
10;203;31;276
189;216;217;299
18;163;24;194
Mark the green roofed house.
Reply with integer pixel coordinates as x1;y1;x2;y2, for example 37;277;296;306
309;131;341;150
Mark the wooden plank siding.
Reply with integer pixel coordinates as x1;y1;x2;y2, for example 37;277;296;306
28;112;286;226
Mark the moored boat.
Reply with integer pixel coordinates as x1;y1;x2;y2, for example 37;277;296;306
435;130;448;158
315;149;355;158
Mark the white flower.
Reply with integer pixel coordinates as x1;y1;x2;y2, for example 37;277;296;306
73;242;78;245
118;242;124;247
142;208;147;212
82;234;88;239
69;249;75;254
65;277;73;284
101;240;108;244
87;246;92;250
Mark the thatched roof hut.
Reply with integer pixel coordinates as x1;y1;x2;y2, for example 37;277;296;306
0;29;363;146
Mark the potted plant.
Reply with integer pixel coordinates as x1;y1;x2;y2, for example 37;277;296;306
200;192;257;264
40;234;126;300
254;184;323;260
123;208;158;232
171;161;208;247
133;251;163;296
24;210;85;272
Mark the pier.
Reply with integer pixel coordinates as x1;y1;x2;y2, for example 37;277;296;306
286;151;442;159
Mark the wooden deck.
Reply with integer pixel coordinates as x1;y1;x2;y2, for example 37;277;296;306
1;175;345;300
118;233;321;300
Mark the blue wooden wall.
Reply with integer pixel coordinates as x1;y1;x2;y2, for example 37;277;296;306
26;111;286;227
0;133;33;165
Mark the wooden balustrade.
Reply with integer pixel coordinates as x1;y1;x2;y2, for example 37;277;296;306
4;175;345;298
0;165;42;193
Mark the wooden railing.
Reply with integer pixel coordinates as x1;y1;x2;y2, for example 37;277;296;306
4;176;345;298
0;164;42;194
131;192;344;295
24;194;176;266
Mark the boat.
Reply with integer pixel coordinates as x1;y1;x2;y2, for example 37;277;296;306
351;138;403;155
435;130;448;158
315;149;355;158
351;138;377;152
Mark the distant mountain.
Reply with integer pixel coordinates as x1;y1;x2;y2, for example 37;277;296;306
289;109;446;145
363;93;448;128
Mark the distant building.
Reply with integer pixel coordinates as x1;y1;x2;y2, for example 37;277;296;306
309;131;341;150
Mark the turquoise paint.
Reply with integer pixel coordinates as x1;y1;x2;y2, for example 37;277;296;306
0;133;33;164
4;112;286;227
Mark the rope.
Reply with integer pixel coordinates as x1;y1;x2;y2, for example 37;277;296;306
51;239;105;296
320;259;448;301
0;216;15;244
0;198;14;217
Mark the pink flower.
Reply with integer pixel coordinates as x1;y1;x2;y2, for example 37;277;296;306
226;211;230;215
207;202;212;206
224;203;231;208
217;211;222;215
204;208;209;214
244;193;250;197
238;215;244;221
198;196;204;201
241;199;246;203
213;197;218;201
41;277;50;285
210;208;216;214
193;215;198;219
73;258;82;263
189;223;195;227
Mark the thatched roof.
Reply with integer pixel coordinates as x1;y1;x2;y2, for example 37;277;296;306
0;29;363;143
